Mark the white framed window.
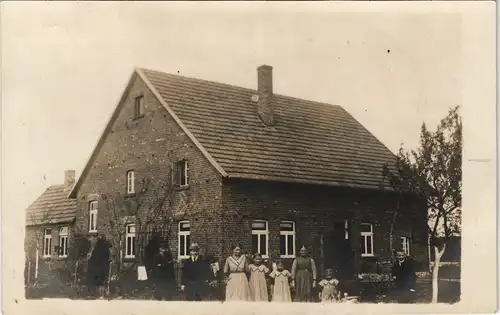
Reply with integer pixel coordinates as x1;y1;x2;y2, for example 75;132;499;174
360;223;374;257
125;224;136;258
178;221;191;259
251;220;269;258
43;228;52;257
174;160;189;187
126;170;135;194
401;236;410;255
344;219;349;240
134;95;144;118
280;221;296;258
58;226;69;257
89;201;98;233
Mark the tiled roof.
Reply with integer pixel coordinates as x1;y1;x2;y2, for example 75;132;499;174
26;184;77;226
140;68;397;190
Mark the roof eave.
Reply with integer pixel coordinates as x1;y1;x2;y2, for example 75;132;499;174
224;174;396;193
26;217;76;227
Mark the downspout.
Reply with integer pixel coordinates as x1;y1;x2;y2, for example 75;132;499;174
35;247;39;280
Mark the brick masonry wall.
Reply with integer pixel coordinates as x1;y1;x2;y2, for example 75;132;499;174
221;178;429;276
24;224;75;285
74;74;223;266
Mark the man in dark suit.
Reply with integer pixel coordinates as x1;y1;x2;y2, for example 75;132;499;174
392;250;417;303
180;243;210;301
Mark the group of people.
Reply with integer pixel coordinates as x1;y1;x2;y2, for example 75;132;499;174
180;243;342;303
85;235;417;303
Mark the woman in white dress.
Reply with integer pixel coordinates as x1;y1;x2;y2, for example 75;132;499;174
224;245;251;301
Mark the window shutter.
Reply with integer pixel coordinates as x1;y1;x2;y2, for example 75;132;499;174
171;162;177;186
184;161;189;185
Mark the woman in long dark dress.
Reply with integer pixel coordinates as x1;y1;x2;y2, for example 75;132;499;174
151;241;176;300
87;236;111;299
291;245;317;302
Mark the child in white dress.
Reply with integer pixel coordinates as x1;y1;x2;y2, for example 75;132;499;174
248;253;270;301
269;260;292;302
318;269;341;303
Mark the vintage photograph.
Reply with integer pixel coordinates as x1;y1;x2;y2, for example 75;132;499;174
1;2;496;314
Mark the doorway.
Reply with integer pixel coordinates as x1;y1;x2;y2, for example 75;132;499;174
324;220;353;279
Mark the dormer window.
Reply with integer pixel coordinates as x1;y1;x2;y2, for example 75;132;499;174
134;95;144;118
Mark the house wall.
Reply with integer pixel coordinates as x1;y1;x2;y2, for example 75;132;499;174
73;74;224;267
220;178;429;276
24;223;75;285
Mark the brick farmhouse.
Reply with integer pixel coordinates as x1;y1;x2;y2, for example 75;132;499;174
25;65;429;285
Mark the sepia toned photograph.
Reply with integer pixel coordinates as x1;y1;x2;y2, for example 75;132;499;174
1;2;496;314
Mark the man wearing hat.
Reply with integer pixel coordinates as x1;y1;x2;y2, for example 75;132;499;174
391;250;417;303
180;242;210;301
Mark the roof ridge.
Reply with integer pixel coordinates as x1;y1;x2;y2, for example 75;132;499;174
139;67;256;94
138;67;343;110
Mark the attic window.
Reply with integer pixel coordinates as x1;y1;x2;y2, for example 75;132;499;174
134;95;144;118
126;170;135;194
173;160;189;187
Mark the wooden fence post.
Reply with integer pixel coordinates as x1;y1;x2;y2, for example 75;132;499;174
74;260;79;287
107;261;112;297
27;260;31;285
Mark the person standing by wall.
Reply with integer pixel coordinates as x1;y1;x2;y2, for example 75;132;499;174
291;245;317;302
86;236;111;299
151;240;176;300
391;250;417;303
180;243;210;301
223;245;251;301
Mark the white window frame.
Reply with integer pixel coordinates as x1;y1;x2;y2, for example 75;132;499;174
89;201;98;233
344;219;349;240
125;224;136;259
58;226;69;258
401;236;410;255
178;221;190;259
251;220;269;258
279;221;296;258
126;170;135;194
43;228;52;258
360;223;374;257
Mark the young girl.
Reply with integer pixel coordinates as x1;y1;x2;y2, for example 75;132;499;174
318;269;341;303
269;260;292;302
248;253;270;301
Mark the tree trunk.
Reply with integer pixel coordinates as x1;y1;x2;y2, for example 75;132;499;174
320;231;325;275
431;244;446;303
389;197;400;255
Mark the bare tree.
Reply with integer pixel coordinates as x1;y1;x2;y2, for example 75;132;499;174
382;105;462;303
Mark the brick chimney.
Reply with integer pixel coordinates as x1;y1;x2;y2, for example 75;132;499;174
64;170;76;186
257;65;275;126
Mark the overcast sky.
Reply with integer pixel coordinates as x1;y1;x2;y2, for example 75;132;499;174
3;3;462;214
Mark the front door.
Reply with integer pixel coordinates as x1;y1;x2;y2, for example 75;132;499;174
324;220;353;279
